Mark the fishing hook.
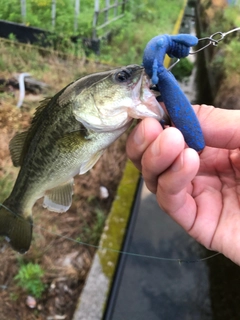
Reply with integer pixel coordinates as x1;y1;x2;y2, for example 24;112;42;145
168;27;240;69
190;26;240;54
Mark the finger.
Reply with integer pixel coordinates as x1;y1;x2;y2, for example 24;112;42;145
156;148;200;231
141;127;185;193
230;148;240;178
126;118;163;171
193;104;240;149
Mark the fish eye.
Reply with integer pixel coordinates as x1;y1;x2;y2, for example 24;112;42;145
115;70;131;82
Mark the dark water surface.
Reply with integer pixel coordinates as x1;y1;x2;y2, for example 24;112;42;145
104;181;240;320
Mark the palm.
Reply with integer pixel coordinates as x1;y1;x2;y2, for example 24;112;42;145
126;106;240;265
187;146;240;263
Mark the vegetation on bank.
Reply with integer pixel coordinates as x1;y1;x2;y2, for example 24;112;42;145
100;0;185;65
0;0;184;65
199;0;240;106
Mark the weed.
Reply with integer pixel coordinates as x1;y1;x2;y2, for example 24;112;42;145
0;37;97;95
0;0;185;66
87;195;97;203
8;33;16;41
200;2;240;92
77;208;106;245
14;262;46;299
224;39;240;77
9;292;19;301
100;0;185;65
0;174;14;203
172;58;194;81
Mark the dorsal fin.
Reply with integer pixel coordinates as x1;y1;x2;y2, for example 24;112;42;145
27;97;52;135
17;98;53;165
9;131;28;167
8;98;51;167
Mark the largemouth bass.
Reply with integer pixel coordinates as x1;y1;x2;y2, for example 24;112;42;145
0;64;164;253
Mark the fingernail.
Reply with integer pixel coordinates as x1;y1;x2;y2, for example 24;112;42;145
171;153;183;172
133;123;145;146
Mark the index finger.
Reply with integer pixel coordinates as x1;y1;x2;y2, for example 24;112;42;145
193;104;240;149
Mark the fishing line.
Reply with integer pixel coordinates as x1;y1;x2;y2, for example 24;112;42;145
0;202;220;263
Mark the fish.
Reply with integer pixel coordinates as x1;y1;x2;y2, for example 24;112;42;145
0;64;164;254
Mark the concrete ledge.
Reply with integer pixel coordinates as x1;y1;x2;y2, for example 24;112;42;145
72;254;109;320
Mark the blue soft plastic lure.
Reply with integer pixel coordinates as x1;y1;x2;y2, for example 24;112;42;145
142;34;205;152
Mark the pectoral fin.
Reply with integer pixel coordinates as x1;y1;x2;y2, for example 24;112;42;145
79;150;104;174
9;131;28;167
43;179;74;213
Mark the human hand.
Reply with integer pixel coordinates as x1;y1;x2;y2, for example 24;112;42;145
126;104;240;265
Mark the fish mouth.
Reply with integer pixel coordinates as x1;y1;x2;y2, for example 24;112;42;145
142;72;161;99
149;84;161;100
128;71;165;120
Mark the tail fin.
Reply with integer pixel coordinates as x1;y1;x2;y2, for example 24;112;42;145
0;204;32;254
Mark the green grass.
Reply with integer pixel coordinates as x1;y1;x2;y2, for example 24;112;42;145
100;0;185;65
77;208;106;246
14;262;46;299
223;39;240;78
202;4;240;90
172;58;194;81
0;174;15;203
0;0;185;67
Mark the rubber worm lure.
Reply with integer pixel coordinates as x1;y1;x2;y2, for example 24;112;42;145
142;34;205;151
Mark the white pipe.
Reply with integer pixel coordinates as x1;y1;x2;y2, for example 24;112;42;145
17;73;31;108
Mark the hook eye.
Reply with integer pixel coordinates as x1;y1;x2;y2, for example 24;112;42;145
188;28;240;55
189;37;218;54
209;31;224;43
